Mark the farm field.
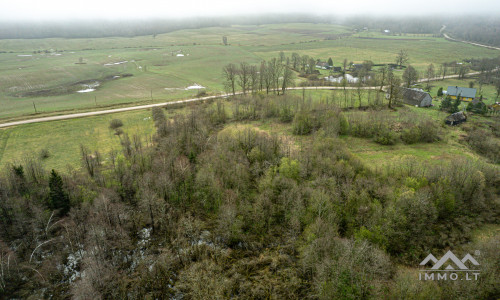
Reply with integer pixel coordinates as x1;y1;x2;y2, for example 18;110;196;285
0;22;499;171
1;23;499;120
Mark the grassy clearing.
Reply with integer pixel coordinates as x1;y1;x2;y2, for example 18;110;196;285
286;89;388;108
343;135;477;170
0;110;154;170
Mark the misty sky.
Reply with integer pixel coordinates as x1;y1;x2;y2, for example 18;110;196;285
1;0;499;21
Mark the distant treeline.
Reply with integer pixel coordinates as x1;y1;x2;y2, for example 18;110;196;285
0;14;334;39
2;14;500;47
344;16;444;34
446;17;500;47
346;15;500;47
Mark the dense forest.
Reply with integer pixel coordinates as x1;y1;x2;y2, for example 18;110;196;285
1;93;499;299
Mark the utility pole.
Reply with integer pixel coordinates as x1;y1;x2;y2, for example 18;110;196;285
33;101;37;113
94;96;97;106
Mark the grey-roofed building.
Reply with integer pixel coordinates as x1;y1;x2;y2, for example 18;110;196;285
401;88;433;107
445;111;467;125
446;86;477;102
315;62;331;70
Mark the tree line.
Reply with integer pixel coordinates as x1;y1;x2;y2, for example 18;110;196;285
222;57;295;96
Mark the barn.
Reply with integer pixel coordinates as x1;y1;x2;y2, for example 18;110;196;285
401;88;433;107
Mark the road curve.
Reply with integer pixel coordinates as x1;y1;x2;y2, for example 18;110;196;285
443;33;500;51
0;72;483;128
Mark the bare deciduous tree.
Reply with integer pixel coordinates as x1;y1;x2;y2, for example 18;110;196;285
237;62;251;95
395;49;409;68
222;63;237;96
402;65;418;88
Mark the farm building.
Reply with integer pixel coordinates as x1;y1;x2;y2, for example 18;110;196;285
446;86;476;102
445;111;467;125
332;66;342;72
401;88;433;107
351;64;364;71
315;62;331;70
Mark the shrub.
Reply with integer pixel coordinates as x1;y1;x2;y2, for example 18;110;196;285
109;119;124;130
339;113;350;135
401;126;421;144
293;111;319;135
39;148;50;159
465;127;500;163
279;106;294;123
197;90;207;97
374;128;398;145
307;74;319;81
418;120;440;143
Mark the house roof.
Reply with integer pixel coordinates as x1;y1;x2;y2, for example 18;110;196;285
402;88;431;106
447;86;476;99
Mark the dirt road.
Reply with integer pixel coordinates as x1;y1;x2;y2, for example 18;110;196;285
442;32;500;51
0;73;483;129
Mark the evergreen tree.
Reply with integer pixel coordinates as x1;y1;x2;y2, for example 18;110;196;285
451;97;461;113
440;95;452;111
327;57;333;67
437;87;443;97
49;169;70;216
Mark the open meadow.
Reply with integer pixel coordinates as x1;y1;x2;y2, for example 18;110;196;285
0;22;499;170
1;23;499;120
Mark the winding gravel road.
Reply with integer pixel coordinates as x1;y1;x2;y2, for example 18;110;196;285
0;72;485;129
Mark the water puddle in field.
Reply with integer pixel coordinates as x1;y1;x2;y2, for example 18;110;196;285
165;84;206;91
76;88;95;93
76;81;100;93
185;84;205;90
104;61;128;66
176;54;184;57
17;54;32;57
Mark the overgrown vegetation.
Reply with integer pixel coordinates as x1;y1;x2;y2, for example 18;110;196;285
1;93;498;299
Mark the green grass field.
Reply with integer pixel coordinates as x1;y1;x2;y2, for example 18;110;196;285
1;23;499;170
1;23;498;119
0;110;155;170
